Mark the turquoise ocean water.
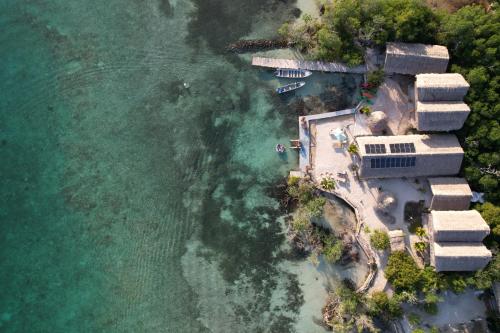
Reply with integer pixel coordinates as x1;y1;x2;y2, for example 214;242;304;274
0;1;362;332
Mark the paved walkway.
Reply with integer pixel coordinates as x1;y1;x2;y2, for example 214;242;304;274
252;56;367;73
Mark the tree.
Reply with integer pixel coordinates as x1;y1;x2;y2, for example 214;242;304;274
367;291;402;320
385;251;421;292
305;197;327;218
370;229;390;250
477;202;500;238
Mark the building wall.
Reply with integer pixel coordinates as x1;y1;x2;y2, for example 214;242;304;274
384;54;448;75
430;195;471;210
433;254;491;272
415;84;469;102
416;110;470;131
358;153;463;179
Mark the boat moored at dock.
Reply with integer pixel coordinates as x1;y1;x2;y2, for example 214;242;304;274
276;81;305;94
275;68;312;78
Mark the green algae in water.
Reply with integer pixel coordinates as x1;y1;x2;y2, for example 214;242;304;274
0;0;362;332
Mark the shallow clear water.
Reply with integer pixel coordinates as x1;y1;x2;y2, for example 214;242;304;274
0;1;362;332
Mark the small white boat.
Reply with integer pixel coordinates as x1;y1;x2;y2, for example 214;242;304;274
275;144;286;153
276;81;306;94
275;68;312;78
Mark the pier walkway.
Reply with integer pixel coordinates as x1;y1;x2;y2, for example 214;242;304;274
252;56;367;74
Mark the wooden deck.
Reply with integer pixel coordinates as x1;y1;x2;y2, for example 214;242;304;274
252;56;367;74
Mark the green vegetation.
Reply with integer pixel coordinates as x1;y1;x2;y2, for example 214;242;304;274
347;143;359;154
279;0;441;66
366;291;402;321
322;234;344;263
324;283;402;332
367;69;384;88
359;106;372;116
287;176;345;264
370;229;390;250
320;176;336;190
385;251;422;292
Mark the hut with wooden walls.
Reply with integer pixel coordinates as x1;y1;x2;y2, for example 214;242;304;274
428;177;472;210
415;73;470;102
384;42;449;75
355;134;463;179
428;210;490;242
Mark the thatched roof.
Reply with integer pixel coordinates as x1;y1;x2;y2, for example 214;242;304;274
415;73;470;102
388;230;405;252
384;42;449;75
378;191;397;211
357;134;463;156
428;177;472;210
429;177;472;197
416;101;471;131
431;242;492;272
356;134;463;179
366;111;387;134
430;210;490;242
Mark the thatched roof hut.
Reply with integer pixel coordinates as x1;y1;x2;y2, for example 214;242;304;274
384;42;449;75
378;191;397;212
356;134;463;179
429;210;490;242
415;73;470;102
428;177;472;210
366;111;388;134
430;242;492;272
416;101;471;131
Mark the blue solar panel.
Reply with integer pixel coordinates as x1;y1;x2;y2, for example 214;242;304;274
369;157;416;169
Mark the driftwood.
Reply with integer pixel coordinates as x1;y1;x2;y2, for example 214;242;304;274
226;39;293;53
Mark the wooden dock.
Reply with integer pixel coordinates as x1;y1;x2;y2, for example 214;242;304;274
252;56;367;74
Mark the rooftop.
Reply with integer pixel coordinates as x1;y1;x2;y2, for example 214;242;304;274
431;210;490;233
416;101;470;113
433;242;492;258
356;134;463;156
415;73;469;89
386;42;449;59
428;177;472;197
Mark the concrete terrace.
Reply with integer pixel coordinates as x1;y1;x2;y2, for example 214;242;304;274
299;111;432;292
252;56;367;74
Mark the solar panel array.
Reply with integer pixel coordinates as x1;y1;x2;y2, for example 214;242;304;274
389;143;416;153
370;157;416;169
365;144;386;154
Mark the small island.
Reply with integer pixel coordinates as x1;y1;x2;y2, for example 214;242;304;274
250;1;500;332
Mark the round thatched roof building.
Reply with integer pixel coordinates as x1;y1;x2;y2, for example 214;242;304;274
367;111;387;134
378;191;397;212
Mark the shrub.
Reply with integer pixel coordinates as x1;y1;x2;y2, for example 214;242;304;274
360;106;372;115
385;251;421;292
367;69;384;88
367;291;402;320
297;182;314;204
287;175;300;187
446;274;467;294
370;229;390;250
291;209;310;232
320;177;336;190
348;143;359;154
305;197;327;218
408;313;420;326
414;241;427;254
323;236;344;263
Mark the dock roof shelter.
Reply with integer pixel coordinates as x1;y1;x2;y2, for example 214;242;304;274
355;134;463;179
415;73;470;102
429;210;490;242
430;242;492;272
384;42;449;75
416;101;471;131
428;177;472;210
